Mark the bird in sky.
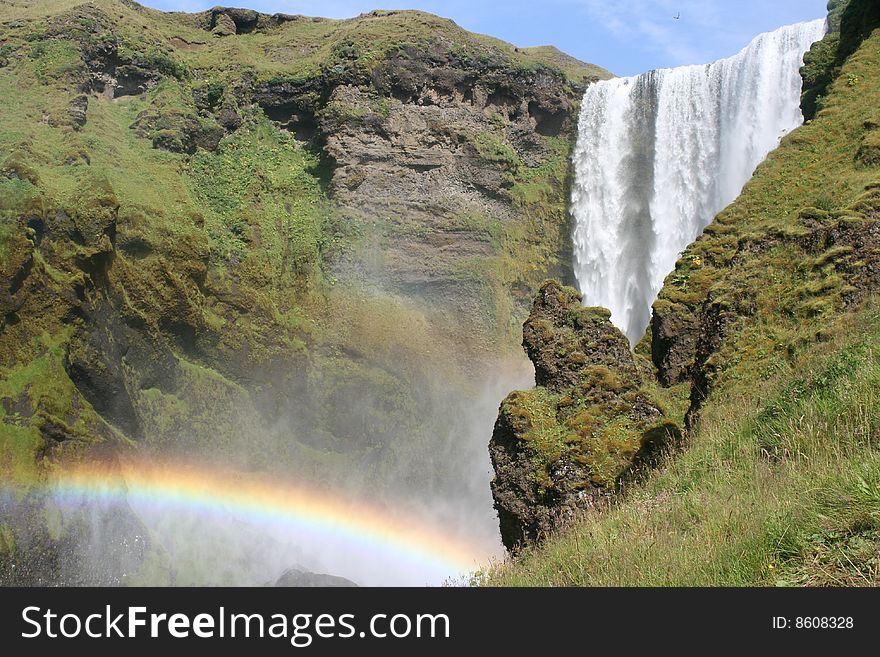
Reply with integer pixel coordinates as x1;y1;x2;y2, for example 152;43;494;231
673;13;681;20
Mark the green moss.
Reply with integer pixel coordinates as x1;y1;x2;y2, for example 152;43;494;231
472;132;521;173
28;39;83;82
319;94;391;130
578;415;641;487
0;332;106;443
813;244;855;267
0;424;43;487
827;0;851;32
0;177;44;218
502;388;566;488
801;0;880;119
470;41;613;83
188;119;329;283
117;38;187;80
801;32;840;120
578;365;626;394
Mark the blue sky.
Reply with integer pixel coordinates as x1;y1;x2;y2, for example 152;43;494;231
142;0;829;76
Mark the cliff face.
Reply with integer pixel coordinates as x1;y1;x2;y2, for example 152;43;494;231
489;0;880;552
253;27;596;336
0;1;609;583
801;0;880;120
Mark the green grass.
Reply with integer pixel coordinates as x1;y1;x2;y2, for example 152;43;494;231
28;38;83;81
481;303;880;586
0;331;117;486
189;118;329;283
471;39;613;82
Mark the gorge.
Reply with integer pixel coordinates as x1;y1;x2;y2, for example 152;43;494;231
2;0;879;587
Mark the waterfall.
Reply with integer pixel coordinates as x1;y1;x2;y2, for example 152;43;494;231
570;19;827;345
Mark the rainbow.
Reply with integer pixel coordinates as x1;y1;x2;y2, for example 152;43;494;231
40;458;500;586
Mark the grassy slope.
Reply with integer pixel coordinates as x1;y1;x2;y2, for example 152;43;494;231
484;303;880;585
483;17;880;586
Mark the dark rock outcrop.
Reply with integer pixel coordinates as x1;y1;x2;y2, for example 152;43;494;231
211;12;238;37
274;567;359;587
857;124;880;166
131;108;225;154
69;94;88;130
522;284;637;390
489;281;680;551
190;6;310;37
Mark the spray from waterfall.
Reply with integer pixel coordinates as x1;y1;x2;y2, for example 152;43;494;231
571;19;827;344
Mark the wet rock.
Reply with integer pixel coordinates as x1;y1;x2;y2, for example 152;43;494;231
0;482;150;586
651;300;700;386
64;304;179;442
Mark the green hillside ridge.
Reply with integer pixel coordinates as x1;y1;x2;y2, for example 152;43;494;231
482;0;880;586
0;2;611;84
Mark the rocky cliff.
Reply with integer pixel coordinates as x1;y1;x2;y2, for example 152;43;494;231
0;0;609;583
651;0;880;426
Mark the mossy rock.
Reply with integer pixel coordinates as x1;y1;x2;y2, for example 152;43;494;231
490;280;681;550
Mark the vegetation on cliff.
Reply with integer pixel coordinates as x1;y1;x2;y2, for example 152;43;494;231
801;0;880;120
0;0;606;583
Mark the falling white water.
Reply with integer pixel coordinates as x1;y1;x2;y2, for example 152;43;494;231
571;19;827;344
